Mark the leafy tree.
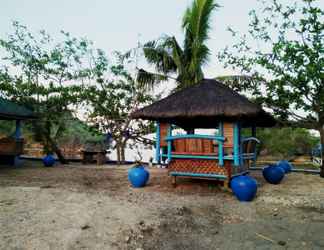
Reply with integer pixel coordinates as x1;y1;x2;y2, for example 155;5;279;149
57;116;103;146
218;0;324;176
0;22;106;163
252;128;319;158
0;120;16;137
83;51;155;164
138;0;219;90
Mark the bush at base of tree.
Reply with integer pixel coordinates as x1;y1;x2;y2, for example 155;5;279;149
256;128;319;159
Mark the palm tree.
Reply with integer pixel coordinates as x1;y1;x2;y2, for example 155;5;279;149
138;0;219;90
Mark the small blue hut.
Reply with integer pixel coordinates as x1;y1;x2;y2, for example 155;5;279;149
0;98;36;165
132;79;276;187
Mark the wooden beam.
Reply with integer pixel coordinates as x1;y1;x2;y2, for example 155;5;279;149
167;125;172;162
233;122;240;166
218;122;224;166
14;120;22;139
155;122;161;163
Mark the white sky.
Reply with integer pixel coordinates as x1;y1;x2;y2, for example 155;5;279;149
0;0;273;78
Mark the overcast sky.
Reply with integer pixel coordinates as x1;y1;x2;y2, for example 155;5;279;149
0;0;270;78
1;0;323;79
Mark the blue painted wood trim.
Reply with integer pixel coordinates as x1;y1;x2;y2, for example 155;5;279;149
161;154;218;160
218;122;224;166
242;137;260;144
169;172;227;179
175;155;234;160
155;122;161;163
233;122;240;166
165;134;225;141
242;137;260;167
239;123;244;166
167;125;172;162
231;171;249;178
15;120;22;139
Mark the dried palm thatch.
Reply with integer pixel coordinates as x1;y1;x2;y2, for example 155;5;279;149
131;79;276;129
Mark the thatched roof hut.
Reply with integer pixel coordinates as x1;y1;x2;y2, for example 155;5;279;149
131;79;275;129
0;98;36;120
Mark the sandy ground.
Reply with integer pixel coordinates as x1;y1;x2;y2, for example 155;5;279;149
1;162;324;250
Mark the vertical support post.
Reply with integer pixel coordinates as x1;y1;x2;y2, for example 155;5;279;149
233;122;240;166
167;125;172;162
155;122;161;163
15;120;22;139
239;123;244;166
14;120;22;167
218;122;224;166
251;125;257;167
252;125;256;137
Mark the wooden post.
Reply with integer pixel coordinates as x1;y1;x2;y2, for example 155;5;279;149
252;125;256;137
233;122;240;166
14;120;22;167
251;125;257;167
167;125;172;162
218;122;224;166
172;176;177;188
15;120;22;139
155;122;161;163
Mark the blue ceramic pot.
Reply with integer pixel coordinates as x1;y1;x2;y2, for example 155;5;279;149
263;165;285;184
231;175;258;202
128;166;150;188
277;160;293;173
43;154;55;167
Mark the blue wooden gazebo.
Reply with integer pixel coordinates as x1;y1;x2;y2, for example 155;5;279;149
132;79;276;187
0;98;36;165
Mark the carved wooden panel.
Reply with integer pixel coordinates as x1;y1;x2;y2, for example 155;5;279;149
168;159;227;175
160;123;170;147
223;122;234;155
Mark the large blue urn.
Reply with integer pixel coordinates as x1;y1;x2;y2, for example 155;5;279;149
231;175;258;202
263;164;285;184
43;154;55;167
277;160;293;173
128;166;150;188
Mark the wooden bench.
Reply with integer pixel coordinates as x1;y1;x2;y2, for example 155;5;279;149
0;137;24;165
81;150;106;165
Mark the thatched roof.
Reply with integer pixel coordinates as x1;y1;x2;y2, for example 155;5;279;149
0;98;36;120
131;79;276;129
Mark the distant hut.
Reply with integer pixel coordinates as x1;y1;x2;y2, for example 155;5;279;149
131;79;276;187
0;98;36;165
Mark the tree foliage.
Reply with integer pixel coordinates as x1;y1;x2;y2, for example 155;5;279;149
256;128;319;158
138;0;219;90
218;0;324;175
0;21;106;163
82;51;155;163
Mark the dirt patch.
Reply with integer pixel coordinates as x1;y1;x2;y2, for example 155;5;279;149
1;162;324;249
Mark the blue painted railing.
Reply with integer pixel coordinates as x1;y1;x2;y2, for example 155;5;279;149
155;122;161;163
162;154;219;160
167;125;172;162
164;134;225;164
165;134;225;141
241;137;260;167
242;137;260;144
160;128;261;167
169;171;227;179
218;122;224;166
233;123;240;166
